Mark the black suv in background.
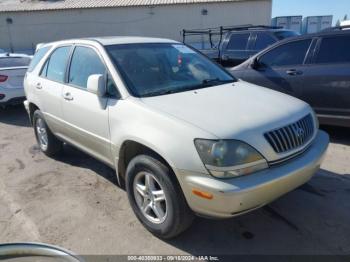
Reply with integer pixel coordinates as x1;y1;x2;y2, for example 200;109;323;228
231;26;350;127
182;25;299;67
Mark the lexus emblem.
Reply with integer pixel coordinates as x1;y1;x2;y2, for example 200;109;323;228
294;127;305;138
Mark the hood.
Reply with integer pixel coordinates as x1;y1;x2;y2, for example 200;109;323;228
140;81;313;161
141;80;310;139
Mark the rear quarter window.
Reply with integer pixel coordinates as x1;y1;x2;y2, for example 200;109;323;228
28;46;51;72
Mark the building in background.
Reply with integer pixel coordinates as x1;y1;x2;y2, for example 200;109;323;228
271;16;302;33
302;15;333;34
0;0;272;54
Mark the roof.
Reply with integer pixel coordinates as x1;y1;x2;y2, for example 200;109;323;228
0;0;257;12
40;36;179;48
89;36;179;45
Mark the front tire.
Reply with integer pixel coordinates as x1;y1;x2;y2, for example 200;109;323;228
126;155;194;239
33;110;63;157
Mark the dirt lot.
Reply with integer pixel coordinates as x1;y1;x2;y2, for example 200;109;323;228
0;105;350;256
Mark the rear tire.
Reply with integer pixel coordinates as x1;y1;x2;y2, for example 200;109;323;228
126;154;194;239
33;110;63;157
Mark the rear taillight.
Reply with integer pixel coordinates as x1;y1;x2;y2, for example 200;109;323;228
0;75;8;82
0;94;5;100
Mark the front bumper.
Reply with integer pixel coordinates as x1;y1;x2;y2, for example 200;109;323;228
175;130;329;218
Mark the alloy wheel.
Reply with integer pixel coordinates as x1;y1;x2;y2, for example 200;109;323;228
133;171;167;224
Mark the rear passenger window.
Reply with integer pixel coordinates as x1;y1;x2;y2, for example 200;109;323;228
68;46;106;89
227;33;250;50
259;39;312;67
254;33;276;50
42;46;71;82
28;46;51;72
315;36;350;64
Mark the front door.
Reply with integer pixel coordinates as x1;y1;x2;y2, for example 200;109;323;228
61;45;112;165
242;39;313;97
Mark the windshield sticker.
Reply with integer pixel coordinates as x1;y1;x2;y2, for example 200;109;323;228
172;45;196;54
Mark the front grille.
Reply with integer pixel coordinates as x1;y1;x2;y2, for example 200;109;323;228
264;114;314;154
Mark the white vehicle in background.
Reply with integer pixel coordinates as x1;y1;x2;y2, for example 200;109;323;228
0;53;31;107
341;20;350;27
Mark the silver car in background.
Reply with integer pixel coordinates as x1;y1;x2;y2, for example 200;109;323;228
0;53;31;107
24;37;329;238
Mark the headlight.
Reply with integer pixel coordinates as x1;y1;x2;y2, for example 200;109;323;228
194;139;268;178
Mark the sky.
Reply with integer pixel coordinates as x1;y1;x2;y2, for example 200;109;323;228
272;0;349;25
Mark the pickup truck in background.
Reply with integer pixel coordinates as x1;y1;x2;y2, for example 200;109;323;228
182;25;300;67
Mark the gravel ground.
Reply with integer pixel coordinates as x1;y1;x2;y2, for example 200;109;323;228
0;105;349;256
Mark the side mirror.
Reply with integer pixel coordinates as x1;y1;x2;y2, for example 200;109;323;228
251;57;262;70
87;74;106;97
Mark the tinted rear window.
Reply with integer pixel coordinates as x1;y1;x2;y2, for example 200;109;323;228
28;46;51;72
274;31;300;40
0;57;31;68
254;33;276;50
227;33;250;50
315;35;350;64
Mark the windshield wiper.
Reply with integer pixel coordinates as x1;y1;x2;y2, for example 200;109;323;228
142;89;178;97
142;79;234;97
202;78;234;86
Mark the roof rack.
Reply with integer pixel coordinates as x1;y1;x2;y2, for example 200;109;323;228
321;25;350;32
182;25;283;48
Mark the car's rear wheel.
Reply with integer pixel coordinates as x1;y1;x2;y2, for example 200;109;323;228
33;110;63;157
126;154;194;239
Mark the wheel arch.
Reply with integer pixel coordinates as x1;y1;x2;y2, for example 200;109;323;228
117;139;177;187
28;102;40;125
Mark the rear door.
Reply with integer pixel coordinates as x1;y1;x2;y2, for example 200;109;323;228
298;34;350;122
61;45;113;165
36;45;72;133
241;38;313;96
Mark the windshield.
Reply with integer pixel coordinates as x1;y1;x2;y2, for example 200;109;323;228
274;31;300;40
106;43;236;97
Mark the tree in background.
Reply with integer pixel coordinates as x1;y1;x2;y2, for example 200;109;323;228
343;14;348;21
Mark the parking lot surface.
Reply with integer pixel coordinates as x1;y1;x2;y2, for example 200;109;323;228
0;106;350;255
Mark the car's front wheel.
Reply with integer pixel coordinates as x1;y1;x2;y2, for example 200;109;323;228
126;154;194;239
33;110;63;157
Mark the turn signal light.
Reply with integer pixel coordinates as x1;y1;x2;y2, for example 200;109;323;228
192;189;213;200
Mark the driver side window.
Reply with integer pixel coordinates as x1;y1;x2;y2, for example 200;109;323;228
259;39;312;67
68;46;106;89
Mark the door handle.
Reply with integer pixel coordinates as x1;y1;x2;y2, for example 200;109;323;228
63;92;74;101
36;83;42;89
286;69;303;76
